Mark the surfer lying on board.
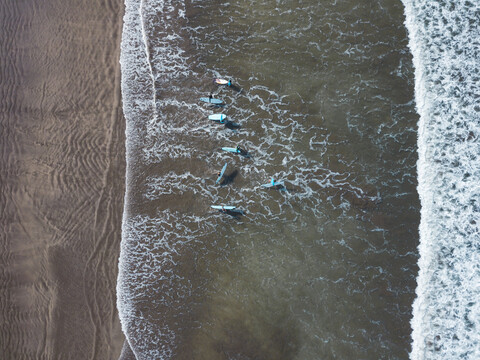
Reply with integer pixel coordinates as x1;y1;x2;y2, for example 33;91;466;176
235;145;250;157
214;78;241;92
219;206;234;214
214;78;231;86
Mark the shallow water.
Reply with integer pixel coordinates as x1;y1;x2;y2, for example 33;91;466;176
118;0;420;358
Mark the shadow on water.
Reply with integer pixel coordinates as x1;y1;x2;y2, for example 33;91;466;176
211;207;244;220
220;170;239;185
227;84;242;93
239;149;252;159
208;103;226;109
271;184;287;192
224;209;245;219
224;121;240;130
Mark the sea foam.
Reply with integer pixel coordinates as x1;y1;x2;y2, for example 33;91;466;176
117;0;171;358
402;0;480;358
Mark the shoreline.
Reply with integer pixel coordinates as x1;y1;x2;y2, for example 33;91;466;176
0;1;126;358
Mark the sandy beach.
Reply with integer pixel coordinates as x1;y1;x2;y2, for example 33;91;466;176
1;0;125;358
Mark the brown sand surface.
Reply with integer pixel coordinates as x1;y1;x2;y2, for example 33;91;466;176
0;0;126;359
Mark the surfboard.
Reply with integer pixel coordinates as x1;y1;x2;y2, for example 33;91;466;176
215;78;229;85
261;179;284;188
221;147;240;153
216;163;228;184
211;205;236;211
200;97;223;105
209;114;227;122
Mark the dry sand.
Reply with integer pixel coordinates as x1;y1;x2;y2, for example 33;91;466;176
1;0;126;358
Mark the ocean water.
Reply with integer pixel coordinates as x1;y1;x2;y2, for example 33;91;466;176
403;1;480;359
117;0;421;359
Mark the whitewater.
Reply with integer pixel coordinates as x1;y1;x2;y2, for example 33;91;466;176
403;0;480;359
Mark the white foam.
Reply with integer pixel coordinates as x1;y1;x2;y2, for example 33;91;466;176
402;0;480;358
119;211;213;359
117;0;190;358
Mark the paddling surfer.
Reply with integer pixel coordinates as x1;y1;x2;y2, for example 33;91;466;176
236;145;247;155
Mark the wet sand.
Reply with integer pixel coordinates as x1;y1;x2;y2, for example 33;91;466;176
0;0;125;359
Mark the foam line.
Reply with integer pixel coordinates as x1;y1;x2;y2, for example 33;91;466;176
117;0;164;358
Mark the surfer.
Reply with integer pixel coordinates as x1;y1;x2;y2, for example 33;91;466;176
236;145;250;157
208;92;213;102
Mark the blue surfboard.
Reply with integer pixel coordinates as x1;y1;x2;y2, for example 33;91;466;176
222;147;241;153
261;178;285;188
200;97;223;105
209;114;227;123
216;163;228;184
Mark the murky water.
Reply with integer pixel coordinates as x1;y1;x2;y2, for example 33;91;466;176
118;0;419;358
